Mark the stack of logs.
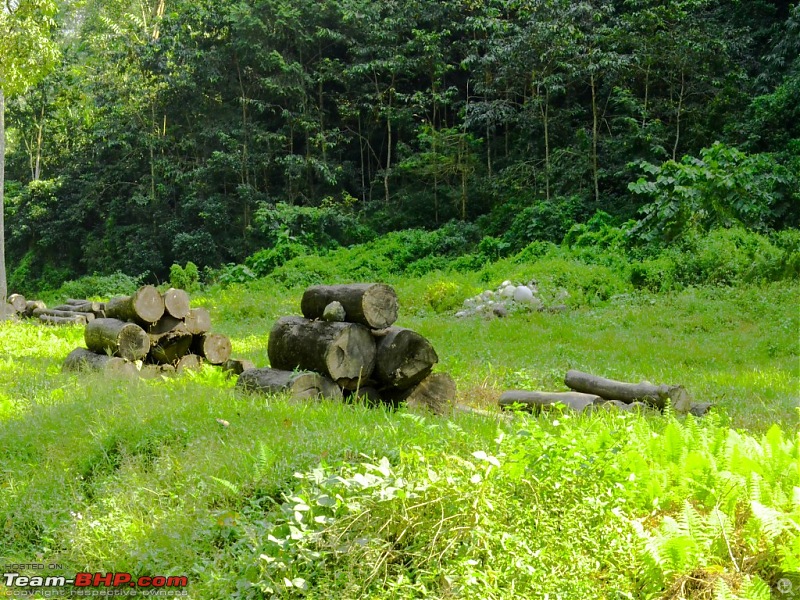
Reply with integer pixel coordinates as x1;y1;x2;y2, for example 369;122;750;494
62;285;233;378
3;293;105;325
499;369;711;416
236;283;457;414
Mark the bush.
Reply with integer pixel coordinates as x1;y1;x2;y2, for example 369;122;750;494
170;262;201;292
424;281;465;313
54;272;146;300
245;238;309;278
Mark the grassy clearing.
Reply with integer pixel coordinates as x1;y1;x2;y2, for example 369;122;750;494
0;275;797;599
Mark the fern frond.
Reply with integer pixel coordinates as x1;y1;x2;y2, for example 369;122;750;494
210;476;241;496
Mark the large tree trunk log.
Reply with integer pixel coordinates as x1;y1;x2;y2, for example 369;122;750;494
564;370;691;410
84;318;150;361
24;300;46;317
39;314;88;325
7;293;26;313
62;347;137;377
163;288;191;319
268;317;376;389
149;325;193;364
385;372;456;415
184;308;211;335
222;358;256;376
105;285;165;325
33;307;95;321
236;367;343;401
191;333;232;365
138;363;176;379
176;354;203;373
147;314;184;335
301;283;399;329
499;390;601;413
374;327;438;389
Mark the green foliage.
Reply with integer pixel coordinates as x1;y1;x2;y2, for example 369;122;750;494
53;271;145;301
169;262;200;293
629;142;797;243
423;280;479;314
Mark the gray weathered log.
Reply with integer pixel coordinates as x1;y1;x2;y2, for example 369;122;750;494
222;358;256;376
163;288;191;319
147;314;184;335
176;354;203;373
268;316;376;388
7;293;26;313
33;307;94;321
149;325;193;364
105;285;165;325
24;300;46;317
301;283;398;329
191;333;232;365
236;367;343;401
39;314;88;325
564;369;691;410
62;347;137;377
184;308;211;335
374;327;438;389
385;372;456;415
499;390;601;413
53;301;103;313
84;318;150;361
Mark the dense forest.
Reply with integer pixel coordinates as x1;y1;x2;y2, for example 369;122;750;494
1;0;798;291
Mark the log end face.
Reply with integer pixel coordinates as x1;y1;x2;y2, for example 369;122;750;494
362;284;399;329
132;285;166;323
164;288;191;319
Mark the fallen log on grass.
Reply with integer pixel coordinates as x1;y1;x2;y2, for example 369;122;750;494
564;369;692;411
24;300;46;317
176;354;203;373
105;286;165;325
191;333;232;365
53;301;104;314
85;318;150;361
33;307;95;321
62;347;137;377
40;314;88;326
268;316;376;389
7;294;27;313
301;283;399;329
138;363;176;379
222;358;256;376
384;372;456;415
373;327;438;390
499;390;601;413
237;367;343;401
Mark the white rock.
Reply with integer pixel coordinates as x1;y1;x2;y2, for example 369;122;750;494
527;283;539;295
501;280;512;287
481;290;495;300
513;286;535;303
500;285;516;298
455;311;468;318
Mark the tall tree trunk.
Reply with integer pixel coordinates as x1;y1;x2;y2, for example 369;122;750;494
672;69;685;161
591;72;600;205
358;113;366;204
0;89;6;317
540;88;551;202
384;91;392;205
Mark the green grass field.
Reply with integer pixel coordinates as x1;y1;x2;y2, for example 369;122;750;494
0;275;798;599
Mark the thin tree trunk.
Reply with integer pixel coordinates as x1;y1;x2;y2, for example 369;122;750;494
0;89;6;317
34;104;44;181
358;113;366;204
541;88;551;202
642;63;650;129
384;92;392;204
672;70;685;161
591;72;600;205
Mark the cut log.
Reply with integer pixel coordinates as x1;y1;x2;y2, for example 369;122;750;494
499;390;601;413
148;314;184;335
268;316;376;389
8;294;27;313
53;302;103;313
39;314;87;325
322;301;346;322
176;354;203;373
163;288;191;319
105;286;165;325
84;318;150;361
184;308;211;335
236;367;343;401
222;358;256;376
374;327;438;389
33;308;95;321
24;300;46;317
66;298;89;305
191;333;232;365
385;372;456;415
564;370;691;411
149;325;193;364
301;283;399;329
62;347;137;377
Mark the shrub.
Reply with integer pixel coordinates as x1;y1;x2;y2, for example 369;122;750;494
55;271;146;300
424;281;464;313
170;262;201;292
